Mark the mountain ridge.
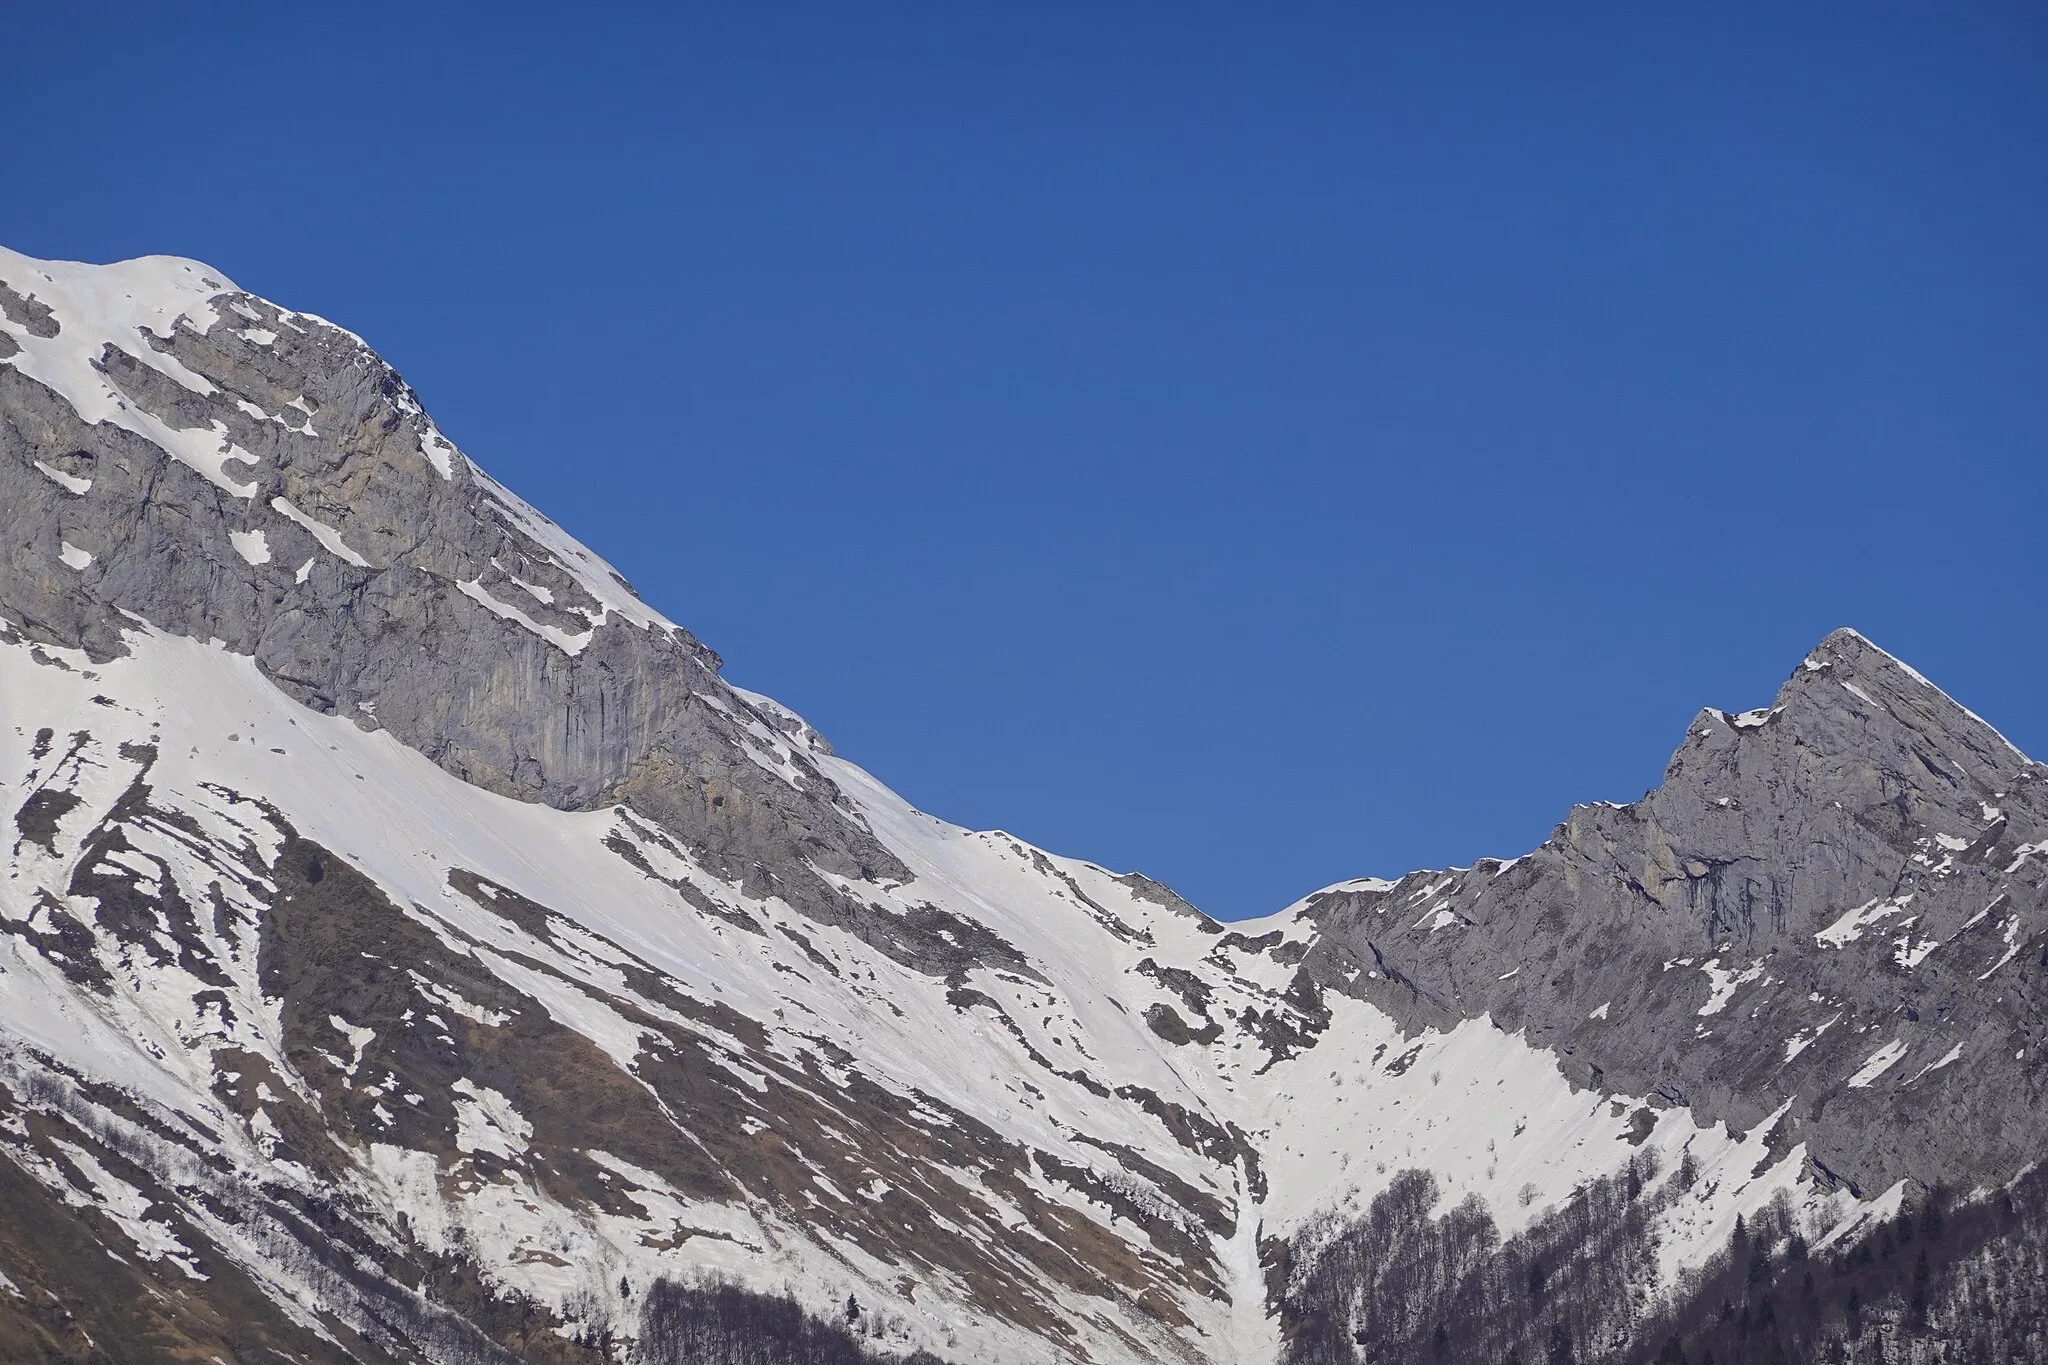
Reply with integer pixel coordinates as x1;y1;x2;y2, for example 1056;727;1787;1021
3;246;2043;1364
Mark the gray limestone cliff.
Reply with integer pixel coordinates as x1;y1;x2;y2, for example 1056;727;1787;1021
1294;627;2048;1197
0;250;948;955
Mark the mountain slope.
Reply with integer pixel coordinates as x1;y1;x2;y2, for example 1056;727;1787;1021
2;247;2042;1364
1289;626;2046;1196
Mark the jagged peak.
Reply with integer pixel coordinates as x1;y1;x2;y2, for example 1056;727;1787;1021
1295;629;2038;923
1774;626;2034;769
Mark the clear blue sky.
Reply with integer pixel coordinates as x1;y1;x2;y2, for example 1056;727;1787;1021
6;5;2043;917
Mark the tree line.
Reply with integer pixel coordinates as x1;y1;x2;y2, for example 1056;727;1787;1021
1276;1153;2048;1364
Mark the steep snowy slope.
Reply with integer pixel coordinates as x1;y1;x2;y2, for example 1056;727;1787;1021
2;247;2041;1364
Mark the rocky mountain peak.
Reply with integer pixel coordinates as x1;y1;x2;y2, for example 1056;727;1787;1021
1;245;911;906
1665;625;2036;821
1632;625;2039;954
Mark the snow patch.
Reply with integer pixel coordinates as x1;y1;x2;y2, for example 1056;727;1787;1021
1816;895;1913;948
33;460;90;494
1892;928;1940;971
270;496;369;568
1977;913;2028;981
1782;1014;1840;1065
450;1078;533;1160
1696;959;1764;1016
229;529;271;566
457;579;595;656
1846;1039;1908;1089
46;1138;208;1279
1905;1043;1964;1085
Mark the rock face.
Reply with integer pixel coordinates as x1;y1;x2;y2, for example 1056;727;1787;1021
0;247;905;911
1;247;2044;1365
1291;628;2048;1198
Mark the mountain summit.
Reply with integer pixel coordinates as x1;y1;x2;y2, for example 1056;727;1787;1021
3;249;2043;1364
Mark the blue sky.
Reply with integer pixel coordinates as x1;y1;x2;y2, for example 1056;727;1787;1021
5;5;2044;917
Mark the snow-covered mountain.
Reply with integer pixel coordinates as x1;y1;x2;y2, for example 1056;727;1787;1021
2;247;2043;1364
